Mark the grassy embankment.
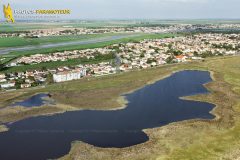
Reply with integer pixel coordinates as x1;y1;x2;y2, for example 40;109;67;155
0;33;176;73
0;56;240;159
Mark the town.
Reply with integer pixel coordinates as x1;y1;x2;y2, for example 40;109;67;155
0;25;185;38
0;33;239;91
1;23;240;38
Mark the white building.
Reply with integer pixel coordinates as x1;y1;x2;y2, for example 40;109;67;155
0;82;15;89
0;74;5;79
53;69;86;83
21;84;31;88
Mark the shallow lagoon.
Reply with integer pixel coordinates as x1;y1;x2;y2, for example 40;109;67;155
11;94;51;108
0;70;215;160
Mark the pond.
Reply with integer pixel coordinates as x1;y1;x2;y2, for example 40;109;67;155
11;94;52;108
0;70;215;160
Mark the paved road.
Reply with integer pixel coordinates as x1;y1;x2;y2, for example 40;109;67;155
0;34;139;55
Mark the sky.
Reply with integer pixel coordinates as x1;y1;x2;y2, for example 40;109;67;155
1;0;240;20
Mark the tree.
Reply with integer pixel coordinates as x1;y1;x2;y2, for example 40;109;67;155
146;58;156;64
46;73;54;84
193;51;198;56
0;64;5;71
168;43;173;49
166;56;174;64
140;53;145;58
15;79;24;89
201;51;213;58
41;66;47;71
173;50;183;56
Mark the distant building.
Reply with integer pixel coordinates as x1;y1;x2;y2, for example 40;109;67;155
0;82;15;89
21;84;31;89
175;55;187;63
0;74;6;83
0;74;6;79
0;79;7;83
53;69;86;83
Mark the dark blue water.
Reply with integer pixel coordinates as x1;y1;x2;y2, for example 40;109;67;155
12;94;50;108
0;71;215;160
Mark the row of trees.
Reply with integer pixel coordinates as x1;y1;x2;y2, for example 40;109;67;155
212;43;240;51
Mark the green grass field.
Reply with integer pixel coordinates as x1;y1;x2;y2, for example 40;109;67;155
0;33;132;48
